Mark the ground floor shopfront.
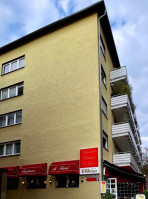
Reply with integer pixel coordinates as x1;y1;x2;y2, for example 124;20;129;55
0;160;145;199
104;161;146;199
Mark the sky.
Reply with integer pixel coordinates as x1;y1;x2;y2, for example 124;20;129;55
0;0;148;149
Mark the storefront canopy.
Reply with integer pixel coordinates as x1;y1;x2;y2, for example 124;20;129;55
1;166;19;178
49;160;79;175
19;163;47;176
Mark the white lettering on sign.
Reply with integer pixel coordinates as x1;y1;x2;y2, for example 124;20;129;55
52;166;69;171
22;170;36;173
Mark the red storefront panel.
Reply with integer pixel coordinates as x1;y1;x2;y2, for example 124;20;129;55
2;166;19;178
19;163;47;176
49;160;79;175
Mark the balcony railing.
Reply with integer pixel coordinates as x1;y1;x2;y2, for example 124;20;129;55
110;66;127;83
111;95;140;145
113;153;140;173
112;123;141;163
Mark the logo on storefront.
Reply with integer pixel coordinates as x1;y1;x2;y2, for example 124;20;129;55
52;166;70;171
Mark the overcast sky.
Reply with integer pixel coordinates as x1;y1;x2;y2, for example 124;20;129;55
0;0;148;148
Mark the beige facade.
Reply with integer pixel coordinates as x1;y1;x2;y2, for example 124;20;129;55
0;1;143;199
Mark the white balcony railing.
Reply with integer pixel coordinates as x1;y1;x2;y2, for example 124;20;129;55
112;123;141;162
111;95;140;144
110;66;127;83
113;153;140;173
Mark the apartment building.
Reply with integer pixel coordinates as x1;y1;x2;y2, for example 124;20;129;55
0;1;145;199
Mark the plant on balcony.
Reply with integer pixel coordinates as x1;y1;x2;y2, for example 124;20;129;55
103;190;114;199
142;190;148;199
111;81;136;114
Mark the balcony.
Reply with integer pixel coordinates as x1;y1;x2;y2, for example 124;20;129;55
110;66;127;85
112;123;141;162
111;94;139;144
113;153;140;173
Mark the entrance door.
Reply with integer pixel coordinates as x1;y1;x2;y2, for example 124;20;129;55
106;178;118;199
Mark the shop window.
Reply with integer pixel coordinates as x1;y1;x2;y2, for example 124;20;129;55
56;174;79;188
0;110;22;128
7;178;19;190
1;83;24;100
2;56;25;75
26;176;47;189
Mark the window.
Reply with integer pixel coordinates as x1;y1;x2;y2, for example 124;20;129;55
56;174;79;188
26;176;47;189
101;65;106;86
103;131;108;150
102;97;107;116
0;141;21;157
1;83;24;100
100;36;106;58
2;56;25;75
0;110;22;128
7;178;19;190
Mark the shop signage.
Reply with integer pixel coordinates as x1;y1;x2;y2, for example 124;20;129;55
86;177;99;182
80;147;99;175
100;181;106;193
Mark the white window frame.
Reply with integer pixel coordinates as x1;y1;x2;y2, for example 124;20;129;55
0;141;21;157
1;83;24;100
0;111;22;128
2;56;25;75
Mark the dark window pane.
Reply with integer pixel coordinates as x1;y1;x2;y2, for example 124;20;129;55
26;176;46;189
7;178;19;190
0;145;4;156
18;85;24;95
16;111;22;123
6;144;13;155
9;87;16;98
69;174;79;187
14;142;20;154
56;175;67;188
1;89;8;100
8;114;14;125
0;116;6;127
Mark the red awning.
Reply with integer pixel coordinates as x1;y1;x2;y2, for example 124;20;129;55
49;160;79;175
2;166;19;178
19;163;47;176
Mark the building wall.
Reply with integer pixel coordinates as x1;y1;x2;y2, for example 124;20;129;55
100;26;116;163
0;13;109;199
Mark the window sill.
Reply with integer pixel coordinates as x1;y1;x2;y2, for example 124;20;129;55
1;66;25;76
0;153;20;158
0;94;23;102
0;122;22;129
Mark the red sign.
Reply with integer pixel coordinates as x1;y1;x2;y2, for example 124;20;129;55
80;147;99;175
49;160;79;174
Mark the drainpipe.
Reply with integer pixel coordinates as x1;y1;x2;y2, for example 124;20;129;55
98;10;106;184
